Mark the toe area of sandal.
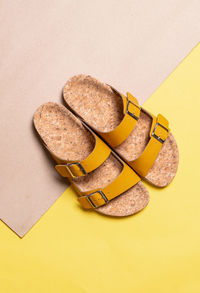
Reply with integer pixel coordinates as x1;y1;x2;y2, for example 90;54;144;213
97;181;149;217
145;133;179;187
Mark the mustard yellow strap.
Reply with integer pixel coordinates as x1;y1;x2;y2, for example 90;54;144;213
97;90;141;148
55;134;111;179
77;162;140;209
130;114;169;177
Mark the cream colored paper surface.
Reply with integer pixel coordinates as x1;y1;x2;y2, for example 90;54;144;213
0;0;199;237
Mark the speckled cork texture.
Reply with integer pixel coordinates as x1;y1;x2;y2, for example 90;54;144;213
63;75;179;187
33;103;149;217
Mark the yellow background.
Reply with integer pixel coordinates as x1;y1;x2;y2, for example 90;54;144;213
1;44;200;293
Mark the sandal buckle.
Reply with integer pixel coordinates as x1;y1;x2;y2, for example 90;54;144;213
126;100;140;120
87;191;108;208
152;122;168;144
66;162;87;179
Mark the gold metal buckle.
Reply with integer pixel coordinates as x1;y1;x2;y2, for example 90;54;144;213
66;162;87;179
87;191;108;208
152;122;168;144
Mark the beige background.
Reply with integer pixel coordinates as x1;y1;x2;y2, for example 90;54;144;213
0;0;200;237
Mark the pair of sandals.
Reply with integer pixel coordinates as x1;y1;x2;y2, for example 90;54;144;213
34;75;179;217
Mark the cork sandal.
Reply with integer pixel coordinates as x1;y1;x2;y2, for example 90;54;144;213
63;75;179;187
33;103;149;216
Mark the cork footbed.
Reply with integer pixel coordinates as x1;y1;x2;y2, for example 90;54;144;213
63;75;179;187
33;103;149;217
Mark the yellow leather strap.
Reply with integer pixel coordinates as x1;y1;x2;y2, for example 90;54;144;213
130;113;169;177
77;162;140;209
97;90;141;148
55;134;111;179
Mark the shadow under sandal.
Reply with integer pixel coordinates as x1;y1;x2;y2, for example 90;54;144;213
33;103;149;216
63;75;179;187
